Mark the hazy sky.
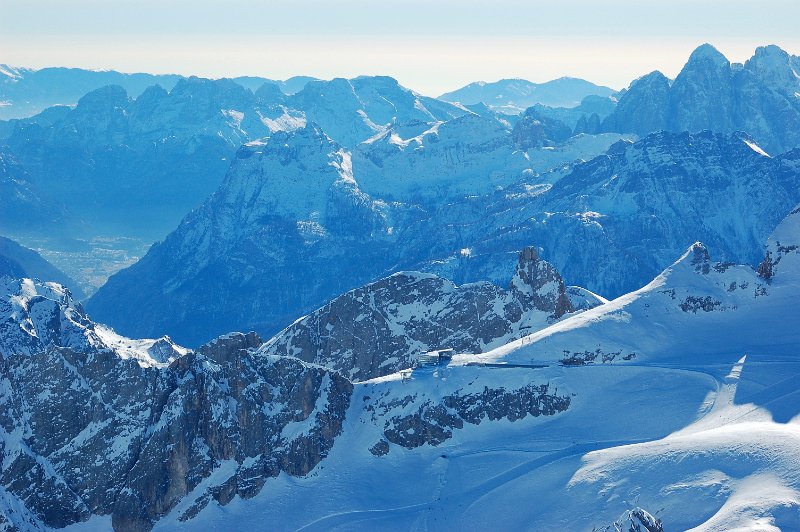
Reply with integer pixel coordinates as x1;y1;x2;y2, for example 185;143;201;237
3;0;799;96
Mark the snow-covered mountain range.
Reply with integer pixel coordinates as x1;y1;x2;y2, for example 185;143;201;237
0;64;317;120
2;42;800;531
87;126;800;346
1;202;797;531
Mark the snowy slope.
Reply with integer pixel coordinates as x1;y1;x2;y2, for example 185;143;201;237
354;114;530;201
289;76;469;148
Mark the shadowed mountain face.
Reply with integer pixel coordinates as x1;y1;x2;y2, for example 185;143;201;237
87;126;800;346
602;44;800;154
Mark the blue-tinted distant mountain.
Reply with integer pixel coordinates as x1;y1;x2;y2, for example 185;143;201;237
602;44;800;154
288;76;469;147
530;94;618;132
0;65;182;119
0;64;321;120
439;77;616;114
2;78;298;240
232;75;318;94
87;127;800;346
0;149;77;237
0;236;85;298
2;74;471;245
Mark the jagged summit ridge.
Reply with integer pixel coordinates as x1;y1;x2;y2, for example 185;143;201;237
602;43;800;153
260;247;588;381
509;247;574;319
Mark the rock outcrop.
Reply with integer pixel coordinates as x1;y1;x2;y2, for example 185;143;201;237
0;279;353;531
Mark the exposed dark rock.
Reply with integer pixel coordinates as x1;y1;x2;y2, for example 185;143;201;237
0;279;353;531
376;383;570;452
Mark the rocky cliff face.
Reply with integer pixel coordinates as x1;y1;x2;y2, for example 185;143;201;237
261;247;580;381
758;204;800;281
367;381;571;454
0;280;353;531
87;124;397;345
602;44;800;154
601;71;670;137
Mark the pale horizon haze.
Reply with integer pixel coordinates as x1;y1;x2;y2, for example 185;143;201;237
2;0;799;96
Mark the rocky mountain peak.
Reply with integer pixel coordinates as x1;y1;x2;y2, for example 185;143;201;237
510;246;574;319
254;81;285;103
745;44;800;95
260;247;593;381
686;43;730;68
196;331;264;365
74;84;130;112
600;71;670;136
0;276;188;367
0;276;95;358
512;108;572;150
